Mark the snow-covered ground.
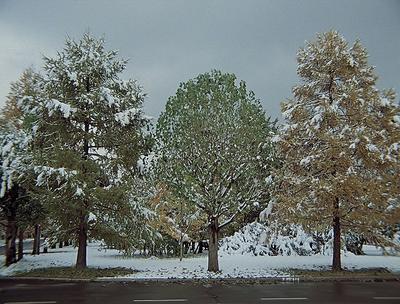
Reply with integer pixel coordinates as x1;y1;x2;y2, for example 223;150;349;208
1;242;399;279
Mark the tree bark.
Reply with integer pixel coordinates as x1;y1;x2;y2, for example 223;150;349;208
5;216;17;266
76;106;90;268
17;228;24;261
32;224;41;255
179;234;184;261
76;213;88;269
332;197;342;271
207;217;219;272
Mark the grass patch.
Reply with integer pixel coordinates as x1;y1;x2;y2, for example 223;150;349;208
288;267;393;277
15;267;137;279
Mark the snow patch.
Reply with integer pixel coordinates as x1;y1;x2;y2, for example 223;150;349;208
1;242;399;279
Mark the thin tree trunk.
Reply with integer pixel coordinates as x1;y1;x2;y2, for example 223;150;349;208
32;224;41;255
76;80;90;269
207;217;219;272
332;197;341;271
17;228;24;261
76;213;88;269
179;201;183;261
179;234;183;261
5;216;17;266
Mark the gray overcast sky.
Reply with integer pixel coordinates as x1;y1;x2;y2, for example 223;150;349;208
0;0;399;120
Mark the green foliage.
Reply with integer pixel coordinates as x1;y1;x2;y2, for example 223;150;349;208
22;33;154;255
0;69;46;236
156;70;276;230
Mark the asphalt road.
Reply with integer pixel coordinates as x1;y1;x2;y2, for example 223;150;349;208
0;280;399;304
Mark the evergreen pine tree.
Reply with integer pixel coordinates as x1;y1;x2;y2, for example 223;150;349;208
23;33;152;268
0;68;42;266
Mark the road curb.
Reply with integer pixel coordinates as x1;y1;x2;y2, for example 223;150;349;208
97;276;400;284
1;275;399;284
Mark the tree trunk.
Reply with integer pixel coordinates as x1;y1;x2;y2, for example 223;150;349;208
5;216;17;266
207;217;219;272
179;235;184;262
59;241;63;248
17;228;24;261
77;75;91;267
332;197;341;271
32;224;41;255
76;213;88;269
76;111;90;269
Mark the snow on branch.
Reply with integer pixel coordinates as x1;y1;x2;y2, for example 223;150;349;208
0;129;30;198
35;166;78;187
45;99;77;118
114;108;141;126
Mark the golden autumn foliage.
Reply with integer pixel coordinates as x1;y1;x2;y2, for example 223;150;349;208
149;183;207;243
273;31;400;269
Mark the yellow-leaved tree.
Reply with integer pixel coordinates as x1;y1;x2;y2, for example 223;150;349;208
274;31;400;271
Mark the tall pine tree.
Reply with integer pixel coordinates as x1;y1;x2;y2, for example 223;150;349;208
22;33;152;268
0;68;42;266
274;31;400;271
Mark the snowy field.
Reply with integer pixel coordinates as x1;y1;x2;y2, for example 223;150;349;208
1;242;399;279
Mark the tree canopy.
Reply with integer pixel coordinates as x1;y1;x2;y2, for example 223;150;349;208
17;33;153;268
273;31;400;271
156;70;276;271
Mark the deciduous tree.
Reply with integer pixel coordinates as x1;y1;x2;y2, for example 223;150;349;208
156;70;276;272
274;31;400;271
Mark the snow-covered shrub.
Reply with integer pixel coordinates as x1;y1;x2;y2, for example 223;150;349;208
394;231;400;245
220;222;270;256
267;224;315;256
220;222;337;256
345;232;365;255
